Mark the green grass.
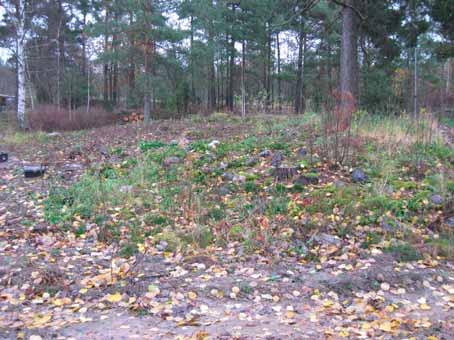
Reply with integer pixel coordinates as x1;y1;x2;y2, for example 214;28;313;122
39;113;453;257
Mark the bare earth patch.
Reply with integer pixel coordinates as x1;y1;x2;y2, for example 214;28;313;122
1;120;453;339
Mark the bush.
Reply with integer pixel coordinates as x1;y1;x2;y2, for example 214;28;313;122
28;104;115;131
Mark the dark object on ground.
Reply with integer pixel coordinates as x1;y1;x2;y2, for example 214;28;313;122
0;153;7;163
351;169;368;183
222;172;235;181
163;156;181;167
271;152;284;167
294;175;319;186
297;148;307;157
218;186;231;196
446;217;454;228
245;157;258;167
431;194;443;205
24;165;46;178
259;150;271;158
273;167;298;181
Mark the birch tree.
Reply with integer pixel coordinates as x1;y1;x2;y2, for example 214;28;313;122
1;0;28;128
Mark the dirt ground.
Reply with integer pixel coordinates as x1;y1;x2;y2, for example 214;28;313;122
1;122;453;339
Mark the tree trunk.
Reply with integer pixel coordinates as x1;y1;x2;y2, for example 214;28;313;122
228;34;235;111
190;15;196;104
294;19;306;114
277;32;281;112
266;23;272;110
128;12;136;107
241;39;246;118
208;4;216;113
340;0;359;103
144;44;151;122
143;0;153;123
103;5;110;104
16;0;26;129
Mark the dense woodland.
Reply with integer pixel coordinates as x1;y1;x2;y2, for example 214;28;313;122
0;0;453;127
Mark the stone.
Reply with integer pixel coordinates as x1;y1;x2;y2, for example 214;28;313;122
245;157;258;167
233;175;246;183
62;163;83;172
208;140;220;149
380;219;397;232
271;152;284;167
313;233;342;247
163;156;181;167
218;186;231;196
334;179;346;188
430;194;443;205
119;185;133;193
47;132;62;137
445;217;454;228
297;148;307;157
222;172;235;181
219;162;228;170
259;150;271;158
32;224;48;233
351;169;368;183
293;175;318;186
156;241;168;251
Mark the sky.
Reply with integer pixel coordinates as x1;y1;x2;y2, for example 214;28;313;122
0;7;9;62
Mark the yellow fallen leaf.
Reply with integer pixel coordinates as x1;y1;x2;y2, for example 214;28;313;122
420;303;431;310
188;291;197;301
323;299;334;308
379;321;393;332
32;314;52;327
286;311;296;319
105;292;122;303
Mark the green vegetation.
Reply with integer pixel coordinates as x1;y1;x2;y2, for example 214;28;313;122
43;114;453;259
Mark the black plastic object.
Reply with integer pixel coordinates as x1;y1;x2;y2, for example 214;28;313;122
0;153;7;163
24;165;46;178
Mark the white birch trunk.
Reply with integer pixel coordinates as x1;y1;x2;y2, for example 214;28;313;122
16;0;27;129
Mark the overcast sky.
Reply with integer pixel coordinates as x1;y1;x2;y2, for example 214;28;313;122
0;7;9;62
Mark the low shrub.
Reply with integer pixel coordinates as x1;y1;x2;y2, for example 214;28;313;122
28;104;115;131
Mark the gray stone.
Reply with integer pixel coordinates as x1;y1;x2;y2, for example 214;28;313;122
218;186;231;196
245;157;258;167
295;175;318;186
445;217;454;228
219;162;228;170
271;152;284;167
233;175;246;183
430;194;443;205
259;150;271;158
351;169;368;183
222;172;235;181
297;148;307;157
62;163;84;172
334;179;346;188
156;241;168;251
163;156;181;167
380;219;397;232
119;185;133;193
314;233;342;247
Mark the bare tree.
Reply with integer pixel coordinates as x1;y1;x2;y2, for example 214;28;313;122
339;0;359;104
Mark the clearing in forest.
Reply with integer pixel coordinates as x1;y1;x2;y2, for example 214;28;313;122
0;113;453;339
